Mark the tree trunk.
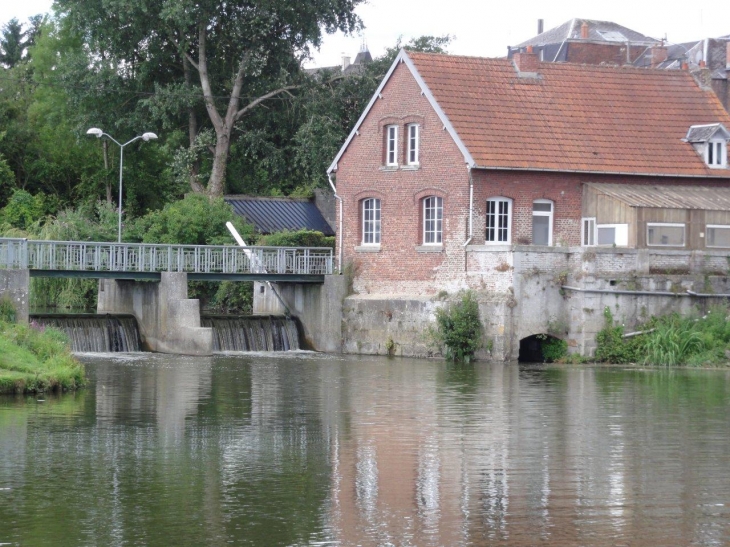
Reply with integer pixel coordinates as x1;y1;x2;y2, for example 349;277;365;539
207;130;231;197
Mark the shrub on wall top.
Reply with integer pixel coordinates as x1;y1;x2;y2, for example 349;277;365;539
435;291;483;363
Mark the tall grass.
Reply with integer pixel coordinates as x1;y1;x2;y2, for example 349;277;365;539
0;320;85;394
595;306;730;367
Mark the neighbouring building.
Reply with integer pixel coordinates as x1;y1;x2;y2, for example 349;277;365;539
507;19;657;66
324;48;730;360
225;195;334;236
510;19;730;113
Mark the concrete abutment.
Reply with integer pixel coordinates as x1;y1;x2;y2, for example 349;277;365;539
98;272;212;356
0;269;29;323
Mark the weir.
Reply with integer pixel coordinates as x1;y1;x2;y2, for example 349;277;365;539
202;316;300;351
31;314;141;352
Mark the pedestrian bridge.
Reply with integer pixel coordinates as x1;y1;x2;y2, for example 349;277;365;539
0;238;333;282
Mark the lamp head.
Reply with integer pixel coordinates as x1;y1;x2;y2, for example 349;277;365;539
142;132;158;141
86;127;103;138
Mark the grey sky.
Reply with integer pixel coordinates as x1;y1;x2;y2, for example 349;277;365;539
2;0;728;67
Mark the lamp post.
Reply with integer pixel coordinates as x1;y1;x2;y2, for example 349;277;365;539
87;128;158;243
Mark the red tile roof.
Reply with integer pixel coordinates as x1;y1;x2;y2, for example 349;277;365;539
407;51;730;177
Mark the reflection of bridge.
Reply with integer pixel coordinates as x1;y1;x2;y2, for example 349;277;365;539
0;238;333;282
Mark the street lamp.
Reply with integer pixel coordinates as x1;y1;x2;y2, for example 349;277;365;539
86;128;158;243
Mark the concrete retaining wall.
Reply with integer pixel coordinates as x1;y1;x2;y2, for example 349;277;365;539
253;275;347;353
332;247;730;361
98;272;212;355
0;269;29;323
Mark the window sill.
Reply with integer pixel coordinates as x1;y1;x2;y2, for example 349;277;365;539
380;166;399;171
355;245;381;253
416;245;443;253
402;164;420;171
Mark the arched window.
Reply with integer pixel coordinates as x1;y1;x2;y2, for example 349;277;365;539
362;198;381;245
532;199;553;245
486;197;512;243
423;196;443;245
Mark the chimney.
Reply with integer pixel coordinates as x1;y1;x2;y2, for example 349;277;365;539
650;44;668;68
691;65;712;89
342;55;351;71
537;19;544;35
581;21;589;40
513;45;539;74
726;40;730;69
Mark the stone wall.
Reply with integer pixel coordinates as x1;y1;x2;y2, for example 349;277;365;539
334;247;730;361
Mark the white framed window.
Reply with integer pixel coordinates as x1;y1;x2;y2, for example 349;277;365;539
423;196;443;245
596;224;628;246
532;199;553;245
582;217;596;246
647;223;685;247
362;198;381;245
707;139;727;168
407;124;419;165
486;197;512;243
385;125;398;166
706;225;730;248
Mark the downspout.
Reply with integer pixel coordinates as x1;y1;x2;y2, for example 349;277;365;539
462;167;474;247
328;173;343;273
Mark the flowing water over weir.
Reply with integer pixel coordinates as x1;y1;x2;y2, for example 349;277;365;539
31;314;141;352
201;315;300;351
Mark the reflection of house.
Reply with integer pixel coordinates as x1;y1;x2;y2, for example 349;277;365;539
225;194;334;236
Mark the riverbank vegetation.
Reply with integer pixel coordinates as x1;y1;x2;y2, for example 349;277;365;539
0;299;85;394
591;306;730;367
435;291;483;363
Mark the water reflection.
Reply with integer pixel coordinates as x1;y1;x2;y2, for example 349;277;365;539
1;356;730;546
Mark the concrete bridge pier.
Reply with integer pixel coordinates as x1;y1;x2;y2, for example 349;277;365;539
253;275;347;353
98;272;212;356
0;269;29;323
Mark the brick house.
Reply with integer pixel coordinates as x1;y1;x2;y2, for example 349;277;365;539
328;48;730;297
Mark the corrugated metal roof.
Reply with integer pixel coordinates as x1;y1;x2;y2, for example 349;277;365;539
586;183;730;210
225;196;334;235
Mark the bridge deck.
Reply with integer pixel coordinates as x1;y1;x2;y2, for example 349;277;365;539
0;238;332;281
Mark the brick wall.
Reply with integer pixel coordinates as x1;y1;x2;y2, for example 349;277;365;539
566;42;647;65
334;62;470;295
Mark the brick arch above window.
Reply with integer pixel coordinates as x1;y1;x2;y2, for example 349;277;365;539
353;189;386;205
413;187;447;204
377;114;425;131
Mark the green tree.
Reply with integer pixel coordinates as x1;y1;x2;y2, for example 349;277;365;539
55;0;365;197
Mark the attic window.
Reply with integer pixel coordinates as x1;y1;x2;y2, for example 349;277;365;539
685;124;730;169
707;139;727;168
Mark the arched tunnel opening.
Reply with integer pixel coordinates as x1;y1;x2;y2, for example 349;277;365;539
518;334;564;363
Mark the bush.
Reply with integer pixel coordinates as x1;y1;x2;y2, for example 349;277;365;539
594;307;645;364
131;194;253;245
0;296;16;322
435;291;482;363
541;336;568;362
0;189;45;230
256;229;334;248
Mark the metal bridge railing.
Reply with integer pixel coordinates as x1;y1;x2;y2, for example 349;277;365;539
0;238;333;276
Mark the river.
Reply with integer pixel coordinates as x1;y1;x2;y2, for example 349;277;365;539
1;352;730;546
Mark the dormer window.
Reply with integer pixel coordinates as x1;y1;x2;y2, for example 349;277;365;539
685;123;730;169
707;139;726;168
